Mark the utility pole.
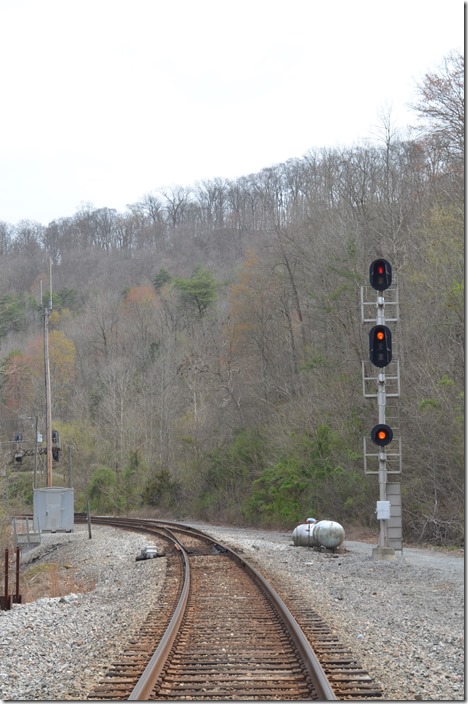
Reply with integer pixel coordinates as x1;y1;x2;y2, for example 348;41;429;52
33;259;74;536
33;416;38;488
1;464;7;505
43;260;53;487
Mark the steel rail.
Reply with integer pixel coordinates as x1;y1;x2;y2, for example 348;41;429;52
78;516;337;700
227;548;337;701
76;517;191;700
128;534;190;700
144;521;337;701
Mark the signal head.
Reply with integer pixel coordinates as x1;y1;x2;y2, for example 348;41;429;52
370;259;392;291
371;424;393;447
369;324;392;368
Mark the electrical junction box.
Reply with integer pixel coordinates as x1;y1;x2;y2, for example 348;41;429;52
33;487;74;533
376;500;391;520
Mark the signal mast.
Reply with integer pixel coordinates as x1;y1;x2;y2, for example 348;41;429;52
362;259;402;560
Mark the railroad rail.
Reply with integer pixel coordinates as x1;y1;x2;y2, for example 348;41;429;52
76;516;382;700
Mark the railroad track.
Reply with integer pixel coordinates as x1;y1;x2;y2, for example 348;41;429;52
78;516;382;700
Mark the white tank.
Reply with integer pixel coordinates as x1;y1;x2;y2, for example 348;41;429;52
292;519;344;549
313;520;345;548
292;523;318;547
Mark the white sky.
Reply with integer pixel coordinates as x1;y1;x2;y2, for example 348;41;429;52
0;0;464;226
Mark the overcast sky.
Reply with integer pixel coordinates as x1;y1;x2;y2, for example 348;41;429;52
0;0;463;226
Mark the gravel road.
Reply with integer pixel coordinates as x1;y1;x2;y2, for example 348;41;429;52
0;522;464;701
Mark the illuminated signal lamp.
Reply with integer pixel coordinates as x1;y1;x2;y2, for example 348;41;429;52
371;424;393;447
369;324;392;368
369;258;392;291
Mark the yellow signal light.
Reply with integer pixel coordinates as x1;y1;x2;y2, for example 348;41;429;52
371;424;393;447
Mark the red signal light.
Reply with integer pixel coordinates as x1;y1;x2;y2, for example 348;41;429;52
369;259;392;291
376;330;385;341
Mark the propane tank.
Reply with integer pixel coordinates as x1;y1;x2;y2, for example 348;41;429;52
292;523;319;547
292;519;345;549
313;520;345;549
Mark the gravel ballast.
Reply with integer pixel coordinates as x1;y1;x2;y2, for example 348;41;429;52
0;522;464;701
0;526;167;701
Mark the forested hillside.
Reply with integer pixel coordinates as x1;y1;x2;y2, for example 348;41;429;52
0;53;463;544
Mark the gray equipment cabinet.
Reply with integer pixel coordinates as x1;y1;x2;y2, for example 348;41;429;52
33;487;74;533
